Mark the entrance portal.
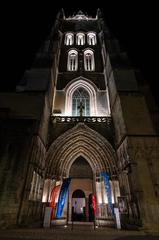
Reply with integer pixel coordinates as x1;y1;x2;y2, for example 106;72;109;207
72;189;86;221
46;124;119;225
69;156;93;222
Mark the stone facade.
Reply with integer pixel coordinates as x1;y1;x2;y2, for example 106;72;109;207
0;9;159;231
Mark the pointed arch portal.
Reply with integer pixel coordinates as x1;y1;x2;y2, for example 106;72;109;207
46;123;117;178
45;123;120;225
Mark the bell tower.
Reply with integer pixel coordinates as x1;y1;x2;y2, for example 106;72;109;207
0;9;159;231
53;10;110;118
47;10;117;226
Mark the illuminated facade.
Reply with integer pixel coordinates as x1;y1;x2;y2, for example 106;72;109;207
0;9;159;231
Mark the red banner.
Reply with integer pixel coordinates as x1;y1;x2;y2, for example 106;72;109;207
92;194;96;216
49;185;60;219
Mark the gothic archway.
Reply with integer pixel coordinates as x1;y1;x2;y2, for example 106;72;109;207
46;123;117;178
45;123;119;224
65;77;97;116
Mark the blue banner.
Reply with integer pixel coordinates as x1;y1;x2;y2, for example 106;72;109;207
56;178;71;218
100;172;114;215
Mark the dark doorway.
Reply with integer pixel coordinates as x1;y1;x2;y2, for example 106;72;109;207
72;189;86;221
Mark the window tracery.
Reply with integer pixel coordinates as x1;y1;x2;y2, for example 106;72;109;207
87;32;97;45
84;49;95;71
67;49;78;71
76;33;85;45
65;33;74;45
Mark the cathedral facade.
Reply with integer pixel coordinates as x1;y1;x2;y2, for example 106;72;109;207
0;9;159;231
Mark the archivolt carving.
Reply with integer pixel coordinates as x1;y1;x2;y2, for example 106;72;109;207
45;123;117;177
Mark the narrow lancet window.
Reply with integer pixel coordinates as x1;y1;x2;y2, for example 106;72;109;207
67;50;78;71
84;49;95;71
76;33;85;45
87;32;96;45
65;33;74;45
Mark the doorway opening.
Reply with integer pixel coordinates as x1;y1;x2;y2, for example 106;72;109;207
69;156;93;222
72;189;86;221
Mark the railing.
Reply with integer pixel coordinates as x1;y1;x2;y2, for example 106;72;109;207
51;116;112;125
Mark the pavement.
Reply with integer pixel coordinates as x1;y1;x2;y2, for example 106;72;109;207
0;225;159;240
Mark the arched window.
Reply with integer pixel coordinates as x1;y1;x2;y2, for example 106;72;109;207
67;50;78;71
65;79;97;116
72;88;90;116
65;33;74;45
84;49;95;71
76;33;85;45
87;32;96;45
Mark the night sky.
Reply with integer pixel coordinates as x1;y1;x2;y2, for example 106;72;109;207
2;2;159;107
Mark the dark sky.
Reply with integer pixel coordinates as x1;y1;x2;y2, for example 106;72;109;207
2;2;159;107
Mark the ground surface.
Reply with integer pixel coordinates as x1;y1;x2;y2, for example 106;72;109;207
0;225;159;240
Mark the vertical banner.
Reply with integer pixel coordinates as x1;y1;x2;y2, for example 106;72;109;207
49;185;61;219
91;194;97;216
100;172;114;215
56;178;71;218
